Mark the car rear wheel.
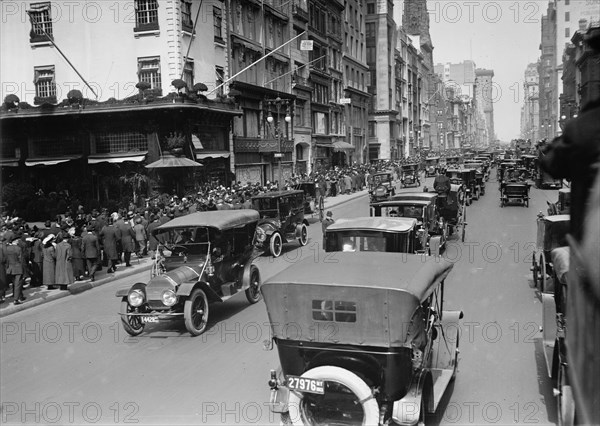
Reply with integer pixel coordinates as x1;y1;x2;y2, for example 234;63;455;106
270;233;283;258
287;366;379;426
120;299;145;336
245;266;261;304
298;223;308;246
184;288;209;336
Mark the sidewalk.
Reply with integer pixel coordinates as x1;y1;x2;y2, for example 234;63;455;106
0;189;368;318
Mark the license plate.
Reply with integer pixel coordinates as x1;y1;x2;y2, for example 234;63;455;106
286;376;324;394
141;316;158;323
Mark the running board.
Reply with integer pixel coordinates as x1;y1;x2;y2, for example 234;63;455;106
541;293;557;378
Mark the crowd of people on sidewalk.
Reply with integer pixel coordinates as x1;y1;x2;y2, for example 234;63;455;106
0;159;414;307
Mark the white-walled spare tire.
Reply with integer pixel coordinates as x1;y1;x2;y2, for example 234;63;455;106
288;366;379;426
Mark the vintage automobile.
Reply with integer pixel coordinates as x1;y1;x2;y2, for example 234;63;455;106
536;166;563;189
500;181;530;207
437;184;467;242
520;154;537;179
116;210;262;336
444;155;462;168
292;182;318;216
264;252;463;425
370;192;447;255
400;164;421;188
497;160;518;182
531;214;570;292
424;157;440;177
446;168;476;205
324;216;424;254
252;190;309;258
369;170;396;202
547;187;571;215
463;161;486;197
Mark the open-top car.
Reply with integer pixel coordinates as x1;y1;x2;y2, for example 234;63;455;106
370;192;447;255
264;252;463;425
424;157;440;177
444;155;462;168
400;163;421;188
116;210;262;336
252;190;309;258
324;217;422;254
369;170;396;202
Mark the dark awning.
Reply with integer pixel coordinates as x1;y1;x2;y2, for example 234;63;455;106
332;141;355;151
145;155;202;168
196;151;231;160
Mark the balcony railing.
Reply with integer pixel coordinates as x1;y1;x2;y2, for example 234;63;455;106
234;137;293;153
292;0;309;22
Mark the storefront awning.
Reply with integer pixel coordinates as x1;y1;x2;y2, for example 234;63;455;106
88;152;147;164
332;141;355;151
25;156;81;167
196;151;231;160
146;155;203;168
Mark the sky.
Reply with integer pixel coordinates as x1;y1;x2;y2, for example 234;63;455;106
397;0;549;142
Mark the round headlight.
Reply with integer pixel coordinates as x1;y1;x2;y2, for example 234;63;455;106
128;289;144;307
162;289;177;307
256;228;266;243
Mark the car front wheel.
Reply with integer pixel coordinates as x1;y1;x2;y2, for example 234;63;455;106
184;289;209;336
298;223;308;246
270;233;283;257
245;266;261;304
120;299;145;336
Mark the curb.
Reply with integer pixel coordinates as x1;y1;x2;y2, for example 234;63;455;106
0;261;152;318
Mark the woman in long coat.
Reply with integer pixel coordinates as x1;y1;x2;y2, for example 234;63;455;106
54;234;74;290
42;234;57;289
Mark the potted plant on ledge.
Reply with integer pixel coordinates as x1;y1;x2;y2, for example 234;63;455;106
164;132;187;156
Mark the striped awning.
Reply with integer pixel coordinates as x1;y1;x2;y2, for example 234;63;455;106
145;155;203;168
88;152;147;164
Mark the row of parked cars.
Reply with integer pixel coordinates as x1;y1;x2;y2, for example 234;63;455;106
116;184;467;424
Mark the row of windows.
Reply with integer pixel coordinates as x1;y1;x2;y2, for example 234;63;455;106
27;0;222;43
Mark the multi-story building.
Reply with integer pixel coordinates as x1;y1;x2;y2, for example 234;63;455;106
475;68;495;144
520;63;540;142
342;0;370;164
568;22;600;111
539;1;558;140
1;0;237;203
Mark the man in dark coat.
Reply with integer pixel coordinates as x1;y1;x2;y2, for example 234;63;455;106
146;215;161;256
82;227;101;281
30;232;44;287
99;219;121;273
5;234;25;305
0;236;7;303
116;214;136;267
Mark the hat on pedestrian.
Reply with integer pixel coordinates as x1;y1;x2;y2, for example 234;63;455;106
43;234;55;245
128;211;134;217
326;211;333;217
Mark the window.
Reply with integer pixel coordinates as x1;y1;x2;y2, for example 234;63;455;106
366;22;375;38
28;2;53;42
213;6;223;41
366;46;376;63
181;0;193;31
565;27;570;38
295;102;305;126
34;66;56;102
215;66;224;96
95;132;148;154
312;299;357;322
368;121;376;137
135;0;159;31
565;11;570;22
138;57;162;93
183;59;194;89
367;2;375;14
313;112;328;134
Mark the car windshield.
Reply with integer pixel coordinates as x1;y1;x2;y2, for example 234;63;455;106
391;205;423;220
155;227;210;255
252;198;280;218
373;174;391;184
326;230;410;253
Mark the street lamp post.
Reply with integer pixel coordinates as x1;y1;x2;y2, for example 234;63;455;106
266;97;292;191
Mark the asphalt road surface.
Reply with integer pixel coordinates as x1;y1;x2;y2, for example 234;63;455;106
1;173;563;425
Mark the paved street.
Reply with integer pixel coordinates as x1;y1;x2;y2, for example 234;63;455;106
1;174;563;425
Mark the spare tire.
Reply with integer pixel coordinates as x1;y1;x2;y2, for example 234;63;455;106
288;366;379;426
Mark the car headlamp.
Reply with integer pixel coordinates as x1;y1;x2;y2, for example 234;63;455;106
256;227;267;243
161;289;177;307
128;289;145;307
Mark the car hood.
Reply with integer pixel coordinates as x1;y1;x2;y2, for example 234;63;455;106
146;261;206;296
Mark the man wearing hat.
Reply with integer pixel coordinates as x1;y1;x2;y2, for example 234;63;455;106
5;233;25;305
321;211;335;249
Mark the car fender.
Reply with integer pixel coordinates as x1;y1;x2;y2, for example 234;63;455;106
431;310;463;371
392;370;433;424
116;282;146;298
258;221;279;237
241;263;260;291
176;281;221;302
